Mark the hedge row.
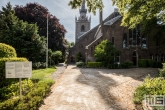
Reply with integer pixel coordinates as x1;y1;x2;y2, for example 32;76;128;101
0;43;17;58
87;62;103;67
76;61;134;69
138;59;162;68
0;58;28;87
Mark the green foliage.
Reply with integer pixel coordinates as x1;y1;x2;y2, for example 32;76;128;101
133;77;165;104
32;62;47;69
120;61;133;68
52;51;62;64
138;59;147;67
0;57;27;87
0;43;17;58
154;62;163;68
112;0;165;28
147;59;154;67
87;62;103;67
0;67;55;109
94;39;120;65
159;63;165;77
14;3;67;57
0;3;46;62
76;61;85;67
0;79;54;110
68;0;104;15
76;52;83;62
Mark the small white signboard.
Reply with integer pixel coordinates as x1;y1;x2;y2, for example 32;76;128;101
5;62;32;78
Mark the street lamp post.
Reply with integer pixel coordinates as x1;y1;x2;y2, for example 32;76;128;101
85;46;88;65
46;14;48;68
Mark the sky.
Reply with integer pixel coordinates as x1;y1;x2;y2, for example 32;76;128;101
0;0;117;42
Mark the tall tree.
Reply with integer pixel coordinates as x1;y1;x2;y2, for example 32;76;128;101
94;39;120;65
0;2;46;61
14;3;67;56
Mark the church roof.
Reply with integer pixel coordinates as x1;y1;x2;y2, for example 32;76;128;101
104;15;121;26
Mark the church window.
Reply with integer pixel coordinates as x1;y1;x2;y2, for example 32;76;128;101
129;25;141;46
129;29;132;45
155;54;159;62
150;54;154;60
161;54;165;62
142;35;147;48
123;33;127;48
81;25;85;32
112;37;114;45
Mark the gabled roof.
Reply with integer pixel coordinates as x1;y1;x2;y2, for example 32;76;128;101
104;15;121;26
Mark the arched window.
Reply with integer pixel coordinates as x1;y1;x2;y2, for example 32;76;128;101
142;35;147;48
123;33;127;48
81;25;85;32
129;25;141;46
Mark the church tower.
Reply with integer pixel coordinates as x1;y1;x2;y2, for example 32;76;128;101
75;0;91;43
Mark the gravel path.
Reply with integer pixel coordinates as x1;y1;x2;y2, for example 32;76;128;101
50;63;66;81
39;65;158;110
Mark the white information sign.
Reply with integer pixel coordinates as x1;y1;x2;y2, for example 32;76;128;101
5;62;32;78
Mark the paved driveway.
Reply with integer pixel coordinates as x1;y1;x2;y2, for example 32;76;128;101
39;65;158;110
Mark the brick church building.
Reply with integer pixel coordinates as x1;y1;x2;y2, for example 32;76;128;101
68;0;165;65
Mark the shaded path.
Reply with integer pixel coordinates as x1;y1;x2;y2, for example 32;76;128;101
39;65;158;110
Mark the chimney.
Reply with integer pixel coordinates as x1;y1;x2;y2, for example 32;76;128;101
114;8;118;12
99;10;103;33
99;10;103;24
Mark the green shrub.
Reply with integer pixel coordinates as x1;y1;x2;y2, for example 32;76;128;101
0;43;17;58
76;52;82;62
107;64;118;69
0;79;54;110
138;59;147;67
133;77;165;104
0;57;27;87
154;62;163;68
76;61;85;67
87;62;103;67
159;63;165;77
147;59;154;67
120;61;133;68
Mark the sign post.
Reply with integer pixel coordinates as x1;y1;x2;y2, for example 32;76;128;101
5;62;32;100
19;78;22;100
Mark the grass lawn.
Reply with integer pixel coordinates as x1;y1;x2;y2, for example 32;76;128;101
32;67;56;80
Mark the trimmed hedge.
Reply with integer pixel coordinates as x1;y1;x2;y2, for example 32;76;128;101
76;61;85;67
147;59;154;67
87;62;103;67
0;58;28;87
121;61;134;68
138;59;147;67
0;43;17;58
138;59;162;68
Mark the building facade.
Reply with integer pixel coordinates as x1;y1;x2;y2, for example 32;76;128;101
75;0;91;43
69;3;165;65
